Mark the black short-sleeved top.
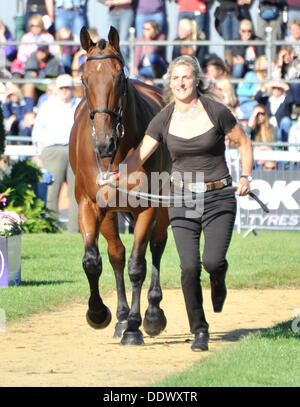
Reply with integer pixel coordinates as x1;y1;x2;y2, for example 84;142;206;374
146;95;237;182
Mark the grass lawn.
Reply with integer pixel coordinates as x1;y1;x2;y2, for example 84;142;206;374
0;230;299;387
151;320;300;387
1;230;299;322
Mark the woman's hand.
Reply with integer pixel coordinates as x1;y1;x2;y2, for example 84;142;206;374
96;170;120;187
235;177;250;196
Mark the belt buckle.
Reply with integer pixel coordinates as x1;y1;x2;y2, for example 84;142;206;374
188;182;207;193
221;178;228;187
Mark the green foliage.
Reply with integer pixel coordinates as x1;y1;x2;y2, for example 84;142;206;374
0;103;6;155
0;160;62;233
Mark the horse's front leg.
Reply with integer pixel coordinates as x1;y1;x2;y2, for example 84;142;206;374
143;206;169;337
79;200;111;329
121;208;156;346
100;211;130;338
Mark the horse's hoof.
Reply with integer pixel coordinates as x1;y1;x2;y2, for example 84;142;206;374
143;309;167;337
86;306;112;329
120;329;144;346
113;320;128;338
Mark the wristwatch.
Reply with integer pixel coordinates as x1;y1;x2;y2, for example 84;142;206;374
240;175;253;182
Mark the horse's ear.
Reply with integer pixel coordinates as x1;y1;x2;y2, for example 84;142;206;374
108;26;120;52
80;26;95;52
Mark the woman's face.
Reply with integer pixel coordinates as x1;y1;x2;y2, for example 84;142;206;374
29;19;42;34
170;64;197;103
206;64;223;80
143;23;155;39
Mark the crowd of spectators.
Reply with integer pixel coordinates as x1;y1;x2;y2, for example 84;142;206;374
0;0;300;174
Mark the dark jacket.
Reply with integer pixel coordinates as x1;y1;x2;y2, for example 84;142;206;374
232;34;264;59
255;89;295;125
25;52;61;78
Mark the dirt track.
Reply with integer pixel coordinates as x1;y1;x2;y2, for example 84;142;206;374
1;288;299;387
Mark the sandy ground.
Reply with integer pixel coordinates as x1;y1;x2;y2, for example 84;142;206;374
1;288;299;387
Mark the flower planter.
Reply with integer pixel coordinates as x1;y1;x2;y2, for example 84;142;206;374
0;235;21;287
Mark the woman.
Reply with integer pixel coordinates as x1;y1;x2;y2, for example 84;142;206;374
246;104;275;169
235;54;268;121
3;83;35;137
16;14;55;69
134;20;168;79
100;55;253;352
172;18;205;64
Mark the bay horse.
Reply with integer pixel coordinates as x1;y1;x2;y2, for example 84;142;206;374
69;26;171;345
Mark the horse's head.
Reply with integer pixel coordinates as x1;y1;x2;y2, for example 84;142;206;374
80;26;127;159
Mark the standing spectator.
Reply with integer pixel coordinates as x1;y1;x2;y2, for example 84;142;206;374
51;0;89;41
23;44;62;101
257;0;288;62
172;18;205;64
16;14;55;70
135;0;167;38
2;84;35;139
32;74;81;233
134;20;168;79
0;20;17;68
102;0;135;66
231;19;264;78
255;79;295;142
214;0;253;66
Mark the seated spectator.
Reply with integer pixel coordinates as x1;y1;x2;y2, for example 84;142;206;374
0;19;17;69
205;57;230;89
285;19;300;60
134;20;168;79
54;27;79;75
272;46;300;106
214;78;238;114
231;19;264;79
263;160;276;171
71;27;100;98
255;80;295;142
172;18;205;64
2;83;35;140
235;54;269;121
246;104;276;169
25;0;55;35
23;44;62;102
15;14;55;71
177;0;209;39
135;0;167;38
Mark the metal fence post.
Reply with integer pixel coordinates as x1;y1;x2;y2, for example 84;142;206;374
128;27;136;79
265;26;273;79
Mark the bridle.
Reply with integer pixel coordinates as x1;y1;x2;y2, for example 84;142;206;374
84;53;127;179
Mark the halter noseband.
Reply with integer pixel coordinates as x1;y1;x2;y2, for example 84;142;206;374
86;54;126;122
